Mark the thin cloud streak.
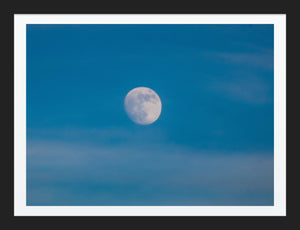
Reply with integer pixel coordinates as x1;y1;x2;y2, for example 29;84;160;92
206;50;273;71
210;76;273;104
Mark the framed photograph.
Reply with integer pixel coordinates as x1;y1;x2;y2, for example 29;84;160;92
14;14;286;216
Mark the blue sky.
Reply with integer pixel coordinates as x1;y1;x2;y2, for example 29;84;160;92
26;24;274;205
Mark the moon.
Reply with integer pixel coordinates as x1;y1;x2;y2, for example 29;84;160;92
124;87;162;125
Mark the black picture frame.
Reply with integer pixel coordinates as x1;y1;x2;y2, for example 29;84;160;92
4;0;293;226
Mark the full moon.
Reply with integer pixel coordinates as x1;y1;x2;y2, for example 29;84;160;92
124;87;162;125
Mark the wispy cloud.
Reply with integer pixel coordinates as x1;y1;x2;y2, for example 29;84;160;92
27;138;273;205
205;44;273;71
202;47;274;104
210;75;273;104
